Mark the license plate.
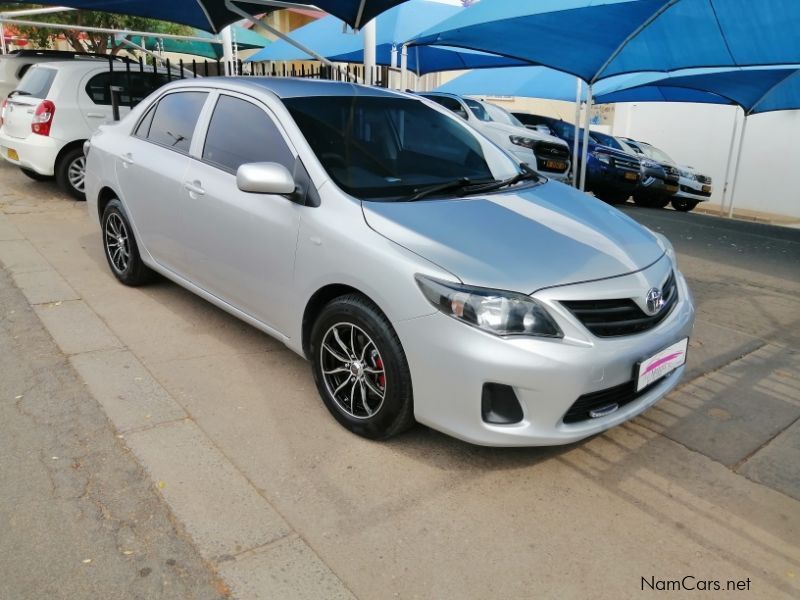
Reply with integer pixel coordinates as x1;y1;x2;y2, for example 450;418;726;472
702;185;711;193
6;148;19;161
636;338;688;392
544;160;566;170
624;172;638;181
665;184;678;193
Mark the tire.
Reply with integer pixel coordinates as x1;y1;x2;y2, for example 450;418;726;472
20;167;53;182
633;193;670;209
55;146;87;200
593;188;630;205
310;294;415;440
671;198;699;212
101;199;153;286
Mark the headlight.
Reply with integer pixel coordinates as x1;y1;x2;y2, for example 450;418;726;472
592;151;611;165
652;232;677;267
509;135;537;149
415;275;563;338
642;159;659;169
679;168;691;178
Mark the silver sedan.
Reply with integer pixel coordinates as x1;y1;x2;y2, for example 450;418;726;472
84;78;694;446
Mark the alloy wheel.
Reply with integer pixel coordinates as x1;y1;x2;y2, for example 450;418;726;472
67;156;86;193
319;322;387;419
104;213;130;273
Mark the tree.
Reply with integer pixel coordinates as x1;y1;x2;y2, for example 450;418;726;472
2;3;191;55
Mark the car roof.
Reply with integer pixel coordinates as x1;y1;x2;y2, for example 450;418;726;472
171;77;403;99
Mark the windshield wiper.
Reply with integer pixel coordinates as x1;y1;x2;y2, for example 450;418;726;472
463;165;541;195
406;177;474;201
8;90;31;98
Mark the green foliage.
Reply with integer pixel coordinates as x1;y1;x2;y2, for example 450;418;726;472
1;3;191;55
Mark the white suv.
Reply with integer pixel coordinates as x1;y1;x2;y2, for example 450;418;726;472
0;60;169;198
420;92;571;182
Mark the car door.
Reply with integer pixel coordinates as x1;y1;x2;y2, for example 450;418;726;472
114;90;209;273
176;92;303;333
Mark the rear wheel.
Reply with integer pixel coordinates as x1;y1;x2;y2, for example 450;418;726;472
310;294;414;440
593;188;630;205
671;198;699;212
20;167;53;182
101;198;153;286
55;146;87;200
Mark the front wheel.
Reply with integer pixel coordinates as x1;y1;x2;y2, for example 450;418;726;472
671;198;699;212
55;146;87;200
310;294;414;440
101;199;153;286
20;167;53;182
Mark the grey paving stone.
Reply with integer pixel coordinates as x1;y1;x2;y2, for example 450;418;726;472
738;418;800;502
34;299;122;355
12;269;80;305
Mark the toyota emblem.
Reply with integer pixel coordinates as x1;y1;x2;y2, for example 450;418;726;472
645;288;664;315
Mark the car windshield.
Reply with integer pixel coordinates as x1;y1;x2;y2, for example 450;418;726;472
482;102;525;127
640;143;674;164
283;95;519;201
590;131;626;151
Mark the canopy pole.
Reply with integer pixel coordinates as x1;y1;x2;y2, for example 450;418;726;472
222;26;234;75
0;22;6;55
400;44;408;91
726;115;748;219
362;18;376;85
579;84;593;192
572;77;583;188
224;0;336;69
719;108;740;216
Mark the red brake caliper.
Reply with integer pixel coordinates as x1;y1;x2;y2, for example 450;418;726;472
374;355;386;389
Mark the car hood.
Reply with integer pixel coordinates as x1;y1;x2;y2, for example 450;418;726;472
362;181;664;293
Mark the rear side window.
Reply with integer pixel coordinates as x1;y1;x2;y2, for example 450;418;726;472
463;98;491;122
85;71;171;106
14;66;57;99
422;95;468;119
202;95;293;173
146;91;208;153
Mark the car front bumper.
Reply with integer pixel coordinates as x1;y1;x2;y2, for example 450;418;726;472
395;260;695;446
675;176;712;202
0;129;60;176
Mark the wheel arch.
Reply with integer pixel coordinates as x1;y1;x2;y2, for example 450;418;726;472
54;139;86;171
96;186;119;221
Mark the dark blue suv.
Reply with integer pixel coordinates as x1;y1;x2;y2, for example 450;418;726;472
513;113;641;204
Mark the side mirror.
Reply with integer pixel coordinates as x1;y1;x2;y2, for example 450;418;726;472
236;162;296;195
532;124;552;135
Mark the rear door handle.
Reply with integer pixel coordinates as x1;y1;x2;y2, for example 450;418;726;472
120;153;134;167
183;181;205;196
86;112;106;118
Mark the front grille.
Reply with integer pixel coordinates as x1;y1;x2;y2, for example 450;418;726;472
534;141;570;160
612;156;641;172
560;271;678;337
695;174;712;184
680;184;711;197
563;377;665;424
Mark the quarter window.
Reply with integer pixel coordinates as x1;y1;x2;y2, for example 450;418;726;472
146;91;208;153
202;95;293;173
422;95;468;120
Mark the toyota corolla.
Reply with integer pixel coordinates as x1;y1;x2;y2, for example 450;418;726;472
84;78;694;446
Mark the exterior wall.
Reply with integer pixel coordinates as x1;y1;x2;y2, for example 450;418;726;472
612;102;800;218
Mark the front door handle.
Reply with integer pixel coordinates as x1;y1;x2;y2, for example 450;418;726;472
120;153;134;167
183;181;205;196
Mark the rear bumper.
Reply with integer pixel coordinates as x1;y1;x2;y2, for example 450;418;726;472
0;129;60;175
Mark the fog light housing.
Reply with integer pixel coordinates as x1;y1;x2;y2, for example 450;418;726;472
481;383;524;425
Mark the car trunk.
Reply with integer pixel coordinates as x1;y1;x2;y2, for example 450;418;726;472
3;95;39;139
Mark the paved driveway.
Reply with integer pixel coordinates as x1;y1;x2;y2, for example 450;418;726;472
1;160;798;599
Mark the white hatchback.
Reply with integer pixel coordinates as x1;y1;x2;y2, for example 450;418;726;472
0;60;169;198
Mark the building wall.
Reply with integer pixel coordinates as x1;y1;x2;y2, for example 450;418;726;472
612;102;800;218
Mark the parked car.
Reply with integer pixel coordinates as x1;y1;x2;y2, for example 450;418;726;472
514;112;641;204
622;138;710;212
0;49;128;102
84;78;694;446
594;132;679;208
419;92;571;181
0;60;169;198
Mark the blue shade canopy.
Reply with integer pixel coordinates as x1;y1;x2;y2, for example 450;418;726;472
0;0;410;32
595;67;800;114
437;65;729;104
410;0;800;83
246;0;524;74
